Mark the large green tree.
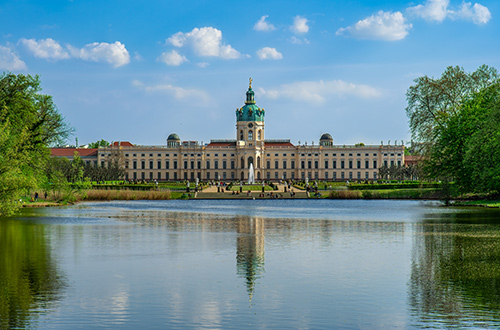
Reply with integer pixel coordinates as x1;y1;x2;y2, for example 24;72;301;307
0;73;72;215
406;65;499;154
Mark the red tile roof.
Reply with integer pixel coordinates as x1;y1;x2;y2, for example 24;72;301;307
206;142;236;147
50;148;98;157
404;155;421;165
264;141;295;147
110;141;134;147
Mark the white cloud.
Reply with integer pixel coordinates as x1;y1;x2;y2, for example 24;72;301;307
69;41;130;68
197;62;209;68
256;47;283;60
407;0;491;24
20;38;70;60
0;46;26;70
259;80;381;105
289;36;310;45
167;27;241;59
336;11;412;41
450;2;491;24
132;80;210;103
254;15;276;31
290;16;309;34
407;0;449;22
157;50;188;66
20;38;130;67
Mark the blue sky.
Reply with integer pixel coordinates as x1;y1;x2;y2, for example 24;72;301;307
1;0;497;146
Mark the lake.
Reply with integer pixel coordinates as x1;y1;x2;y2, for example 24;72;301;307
2;199;500;329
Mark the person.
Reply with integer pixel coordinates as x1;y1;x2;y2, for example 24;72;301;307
34;192;38;201
44;192;48;199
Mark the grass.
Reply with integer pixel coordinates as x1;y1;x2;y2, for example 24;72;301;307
453;200;500;208
326;188;443;199
79;189;174;201
227;184;273;191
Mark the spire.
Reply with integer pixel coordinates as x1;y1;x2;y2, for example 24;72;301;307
245;77;255;105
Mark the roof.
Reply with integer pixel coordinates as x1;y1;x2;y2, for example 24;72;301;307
264;141;295;147
110;141;134;147
404;155;421;165
50;148;98;157
206;141;237;147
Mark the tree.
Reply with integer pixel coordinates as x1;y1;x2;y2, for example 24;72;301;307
87;139;109;148
0;73;72;215
406;65;499;154
426;83;500;193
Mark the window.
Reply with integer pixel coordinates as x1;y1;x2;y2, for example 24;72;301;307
223;160;227;169
173;161;177;169
374;172;377;179
133;172;137;180
308;160;312;169
248;130;253;140
397;160;401;166
365;172;369;179
357;172;361;179
283;160;287;169
365;160;369;169
215;172;218;180
373;160;377;169
341;160;345;169
158;154;162;157
357;154;361;157
150;154;153;157
150;160;153;169
141;160;145;169
325;172;329;180
349;160;353;169
150;172;153;180
184;172;188;180
223;172;227;179
357;160;361;169
206;160;210;169
315;172;318;179
325;160;329;169
301;172;305;179
314;160;318;169
349;172;353;180
301;160;305;169
214;154;218;157
158;172;161;180
141;154;145;157
133;160;137;169
267;172;271;179
184;161;187;169
384;160;388;167
275;172;278;179
333;172;336;180
141;172;145;180
275;160;279;169
206;172;210;180
240;130;243;140
197;161;201;169
391;160;395;166
231;172;235;180
333;160;337;169
166;161;170;169
158;161;161;169
166;172;169;180
231;160;235;169
291;160;295;169
291;172;295;179
258;130;261;140
267;160;270;169
191;161;194;169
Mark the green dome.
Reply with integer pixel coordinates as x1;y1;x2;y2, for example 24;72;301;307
236;87;265;122
320;133;333;141
167;133;180;141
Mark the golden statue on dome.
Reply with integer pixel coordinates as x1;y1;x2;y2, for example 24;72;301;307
249;77;253;89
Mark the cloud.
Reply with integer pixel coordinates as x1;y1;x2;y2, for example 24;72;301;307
69;41;130;68
256;47;283;60
20;38;70;60
289;36;310;45
132;80;210;103
450;2;491;24
157;50;188;66
407;0;449;22
254;15;276;31
197;62;209;68
167;27;241;59
407;0;491;24
20;38;130;67
290;16;309;34
336;11;412;41
0;46;26;70
259;80;381;105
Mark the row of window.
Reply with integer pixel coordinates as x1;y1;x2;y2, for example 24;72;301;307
126;159;402;170
126;171;379;181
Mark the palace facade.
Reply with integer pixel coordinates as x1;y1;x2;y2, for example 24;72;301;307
94;80;405;182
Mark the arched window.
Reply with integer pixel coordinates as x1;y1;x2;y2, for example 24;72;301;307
241;157;245;169
248;130;253;140
240;130;243;140
248;157;254;168
258;130;262;140
257;156;261;168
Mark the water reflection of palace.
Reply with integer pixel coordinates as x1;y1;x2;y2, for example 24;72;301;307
236;217;265;300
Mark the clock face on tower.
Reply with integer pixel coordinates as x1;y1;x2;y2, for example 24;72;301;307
248;123;254;128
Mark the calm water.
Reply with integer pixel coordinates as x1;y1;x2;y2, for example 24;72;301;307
2;200;500;329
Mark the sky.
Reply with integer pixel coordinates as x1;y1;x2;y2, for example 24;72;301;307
1;0;498;146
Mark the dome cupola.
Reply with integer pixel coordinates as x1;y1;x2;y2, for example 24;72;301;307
236;77;265;122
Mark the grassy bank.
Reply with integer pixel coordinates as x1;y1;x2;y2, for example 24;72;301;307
326;188;443;199
79;189;185;201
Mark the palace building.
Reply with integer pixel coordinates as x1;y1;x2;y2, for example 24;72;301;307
53;79;405;181
93;79;405;182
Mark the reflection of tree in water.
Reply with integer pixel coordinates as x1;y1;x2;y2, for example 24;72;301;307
409;211;500;327
236;217;265;301
0;219;64;329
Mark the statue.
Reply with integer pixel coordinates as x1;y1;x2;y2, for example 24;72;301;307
249;77;253;88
